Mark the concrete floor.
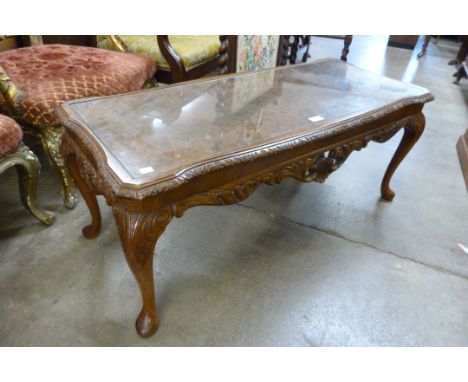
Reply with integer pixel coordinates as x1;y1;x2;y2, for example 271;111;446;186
0;36;467;346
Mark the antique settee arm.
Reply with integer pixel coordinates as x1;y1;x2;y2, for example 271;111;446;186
156;35;186;83
108;35;129;53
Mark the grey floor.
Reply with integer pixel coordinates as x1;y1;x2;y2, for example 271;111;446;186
1;36;467;346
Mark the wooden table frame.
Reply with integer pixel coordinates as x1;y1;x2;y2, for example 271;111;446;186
57;68;433;338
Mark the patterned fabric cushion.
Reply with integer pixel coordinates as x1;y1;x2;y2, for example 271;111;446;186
98;35;220;70
0;44;156;127
0;113;23;158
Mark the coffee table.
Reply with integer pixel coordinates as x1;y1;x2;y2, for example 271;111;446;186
57;58;434;338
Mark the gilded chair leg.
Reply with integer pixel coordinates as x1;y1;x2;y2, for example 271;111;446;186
40;126;78;209
143;77;158;88
380;113;426;201
0;143;55;225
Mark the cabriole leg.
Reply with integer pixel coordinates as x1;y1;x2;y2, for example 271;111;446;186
112;205;173;338
381;113;426;201
65;153;102;238
0;143;55;225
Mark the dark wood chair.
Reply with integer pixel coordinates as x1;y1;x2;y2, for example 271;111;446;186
218;35;352;74
311;35;353;62
99;35;222;83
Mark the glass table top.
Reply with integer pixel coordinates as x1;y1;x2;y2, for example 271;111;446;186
68;59;430;182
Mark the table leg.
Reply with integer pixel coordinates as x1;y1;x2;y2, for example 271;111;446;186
341;35;353;62
448;36;468;65
66;153;102;239
380;113;425;201
417;36;431;59
301;35;311;63
453;66;464;84
112;205;173;338
289;36;300;64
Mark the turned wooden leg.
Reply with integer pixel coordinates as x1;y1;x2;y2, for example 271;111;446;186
112;205;173;338
289;35;300;65
301;35;311;63
65;153;102;238
0;143;55;225
341;35;353;62
40;126;78;209
381;113;426;201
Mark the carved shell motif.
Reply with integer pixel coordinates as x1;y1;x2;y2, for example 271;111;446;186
112;205;173;264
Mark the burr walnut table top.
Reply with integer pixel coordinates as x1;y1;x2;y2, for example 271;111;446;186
56;58;434;338
57;58;433;199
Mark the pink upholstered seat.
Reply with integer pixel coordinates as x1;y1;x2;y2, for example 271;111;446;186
0;113;23;157
0;44;156;127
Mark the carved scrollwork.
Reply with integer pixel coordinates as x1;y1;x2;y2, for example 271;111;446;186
173;154;316;217
172;154;334;217
41;126;66;167
111;204;174;338
173;117;408;217
61;131;111;200
16;142;38;162
63;112;413;223
40;126;78;209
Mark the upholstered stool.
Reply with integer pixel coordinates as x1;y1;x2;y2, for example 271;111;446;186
0;44;156;209
0;113;54;225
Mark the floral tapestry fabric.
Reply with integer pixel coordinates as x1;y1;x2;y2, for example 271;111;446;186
0;113;22;157
236;35;280;73
0;44;156;127
98;35;221;70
